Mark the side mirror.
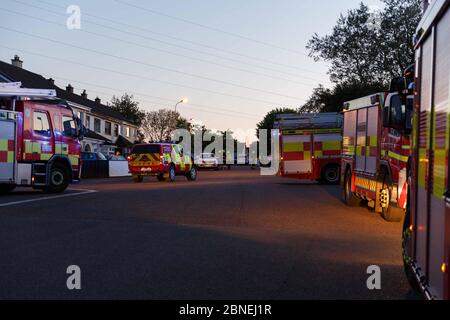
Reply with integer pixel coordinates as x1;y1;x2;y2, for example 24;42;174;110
383;106;390;128
389;77;406;94
75;118;85;140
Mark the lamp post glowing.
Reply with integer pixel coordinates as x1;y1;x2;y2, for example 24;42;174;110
175;98;188;112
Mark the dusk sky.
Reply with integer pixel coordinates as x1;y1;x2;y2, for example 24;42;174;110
0;0;382;142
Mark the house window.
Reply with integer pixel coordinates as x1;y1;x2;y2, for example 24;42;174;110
33;111;51;137
126;127;130;137
105;121;112;135
114;124;119;136
85;115;90;129
94;118;101;133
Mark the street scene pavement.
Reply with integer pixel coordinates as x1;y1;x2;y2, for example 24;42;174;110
0;168;419;299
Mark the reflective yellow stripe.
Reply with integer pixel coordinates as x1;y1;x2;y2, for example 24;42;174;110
40;154;52;161
369;136;378;147
69;155;79;166
283;128;341;135
283;142;303;152
387;151;408;163
322;141;341;151
0;139;7;151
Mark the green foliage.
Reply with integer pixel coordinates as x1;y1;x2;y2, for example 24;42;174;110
110;94;146;126
300;81;386;113
302;0;421;112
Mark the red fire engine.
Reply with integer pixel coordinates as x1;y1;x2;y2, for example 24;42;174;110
341;76;414;222
274;113;343;184
0;82;83;194
402;0;449;300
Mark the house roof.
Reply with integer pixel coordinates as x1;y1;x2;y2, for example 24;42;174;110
0;60;132;124
84;130;112;143
115;135;134;148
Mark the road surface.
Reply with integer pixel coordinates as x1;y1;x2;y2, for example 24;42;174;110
0;168;419;299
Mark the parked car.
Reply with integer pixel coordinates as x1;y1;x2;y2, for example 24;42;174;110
195;153;219;170
80;152;108;179
128;143;197;182
81;152;107;161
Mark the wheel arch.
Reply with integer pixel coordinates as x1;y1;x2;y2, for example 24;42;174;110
48;155;73;183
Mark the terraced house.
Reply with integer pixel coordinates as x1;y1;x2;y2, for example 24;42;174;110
0;55;139;156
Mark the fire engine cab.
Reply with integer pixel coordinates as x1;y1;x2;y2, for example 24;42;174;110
341;74;414;222
402;0;450;300
0;82;83;194
274;113;343;184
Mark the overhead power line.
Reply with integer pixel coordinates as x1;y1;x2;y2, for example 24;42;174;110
114;0;309;56
0;7;320;87
45;75;264;120
0;44;302;107
18;0;326;78
0;26;305;101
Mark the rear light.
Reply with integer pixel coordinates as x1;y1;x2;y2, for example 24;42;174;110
442;263;448;274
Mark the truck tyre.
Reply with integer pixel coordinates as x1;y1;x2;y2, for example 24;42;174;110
167;165;176;182
186;166;197;181
133;175;144;183
321;164;340;185
0;184;16;195
157;174;165;182
380;174;404;222
402;188;421;293
45;163;69;193
343;169;361;206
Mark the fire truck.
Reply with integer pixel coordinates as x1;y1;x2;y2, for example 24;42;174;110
402;0;449;300
341;72;414;222
0;82;83;194
274;113;343;184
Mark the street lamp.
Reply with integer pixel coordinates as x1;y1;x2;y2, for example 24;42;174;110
175;98;188;112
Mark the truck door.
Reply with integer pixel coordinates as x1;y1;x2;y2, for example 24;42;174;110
0;110;16;183
57;114;80;172
31;109;54;161
281;131;312;175
415;11;450;299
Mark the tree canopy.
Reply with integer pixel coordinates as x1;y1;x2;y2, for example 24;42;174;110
109;94;146;127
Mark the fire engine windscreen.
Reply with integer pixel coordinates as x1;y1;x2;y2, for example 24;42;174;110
131;145;161;154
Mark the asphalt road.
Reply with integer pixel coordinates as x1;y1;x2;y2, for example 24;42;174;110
0;167;420;299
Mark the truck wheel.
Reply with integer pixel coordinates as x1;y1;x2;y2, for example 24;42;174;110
0;184;16;195
157;174;165;182
322;164;340;185
186;166;197;181
45;163;69;193
380;174;404;222
167;165;176;182
133;175;144;183
402;189;421;293
343;169;361;206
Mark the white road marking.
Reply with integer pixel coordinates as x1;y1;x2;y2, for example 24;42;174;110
0;189;98;207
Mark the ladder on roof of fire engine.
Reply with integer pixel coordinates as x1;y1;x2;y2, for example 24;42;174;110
0;82;56;98
274;113;343;130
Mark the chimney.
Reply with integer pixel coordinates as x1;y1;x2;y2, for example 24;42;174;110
66;84;74;94
48;78;55;85
95;97;101;104
81;89;87;99
11;55;23;68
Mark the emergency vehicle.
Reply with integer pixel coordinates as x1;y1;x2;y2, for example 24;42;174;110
274;113;343;184
128;143;197;183
402;0;450;300
340;69;414;222
0;82;83;194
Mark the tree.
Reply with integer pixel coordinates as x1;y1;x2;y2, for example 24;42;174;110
306;0;421;86
300;81;386;113
256;108;297;155
140;109;180;142
109;94;146;126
